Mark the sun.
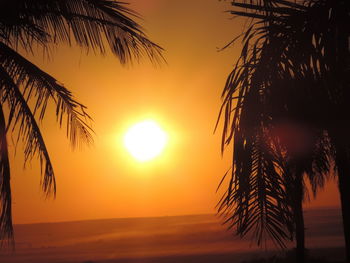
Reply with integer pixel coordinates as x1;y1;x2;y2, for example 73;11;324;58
123;120;168;162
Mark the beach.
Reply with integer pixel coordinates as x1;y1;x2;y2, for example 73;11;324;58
0;207;345;263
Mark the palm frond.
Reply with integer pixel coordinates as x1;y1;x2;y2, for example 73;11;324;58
0;0;164;64
0;42;93;149
219;127;293;248
0;67;55;196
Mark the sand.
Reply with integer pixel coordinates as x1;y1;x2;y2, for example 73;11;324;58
0;207;345;263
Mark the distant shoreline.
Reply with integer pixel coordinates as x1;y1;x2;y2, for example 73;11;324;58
2;209;345;263
13;206;341;226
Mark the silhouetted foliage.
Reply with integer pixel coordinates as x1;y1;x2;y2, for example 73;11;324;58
0;0;163;245
218;0;349;261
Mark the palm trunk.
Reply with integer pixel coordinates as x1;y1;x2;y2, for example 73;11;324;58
335;146;350;262
329;126;350;262
0;105;13;242
293;170;305;263
332;1;350;260
287;165;306;263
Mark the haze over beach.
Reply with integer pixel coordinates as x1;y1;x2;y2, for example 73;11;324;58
0;0;349;263
0;208;345;263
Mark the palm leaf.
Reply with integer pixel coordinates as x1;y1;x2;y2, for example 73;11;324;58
0;42;93;149
0;67;55;196
0;0;164;64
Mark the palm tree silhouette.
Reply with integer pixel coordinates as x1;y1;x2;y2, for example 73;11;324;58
218;0;348;261
0;0;163;244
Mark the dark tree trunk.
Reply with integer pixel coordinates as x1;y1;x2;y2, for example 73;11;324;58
332;1;350;261
287;164;306;263
329;124;350;262
0;105;13;242
293;170;305;263
335;146;350;262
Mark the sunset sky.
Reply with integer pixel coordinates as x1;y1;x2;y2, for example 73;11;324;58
11;0;340;224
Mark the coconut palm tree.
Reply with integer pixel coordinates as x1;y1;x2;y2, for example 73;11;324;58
0;0;163;244
217;0;347;261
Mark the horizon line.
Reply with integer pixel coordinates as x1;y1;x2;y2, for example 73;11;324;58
14;205;341;226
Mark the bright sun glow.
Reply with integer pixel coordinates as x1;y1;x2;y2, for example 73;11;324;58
124;120;168;162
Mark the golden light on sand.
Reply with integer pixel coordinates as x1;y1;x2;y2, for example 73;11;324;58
123;120;168;162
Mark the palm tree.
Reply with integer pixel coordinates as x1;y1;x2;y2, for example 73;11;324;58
0;0;163;244
278;128;332;263
217;0;346;261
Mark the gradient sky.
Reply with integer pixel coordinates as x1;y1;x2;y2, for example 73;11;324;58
11;0;340;224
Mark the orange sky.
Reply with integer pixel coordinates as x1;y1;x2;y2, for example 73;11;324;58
11;0;340;224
